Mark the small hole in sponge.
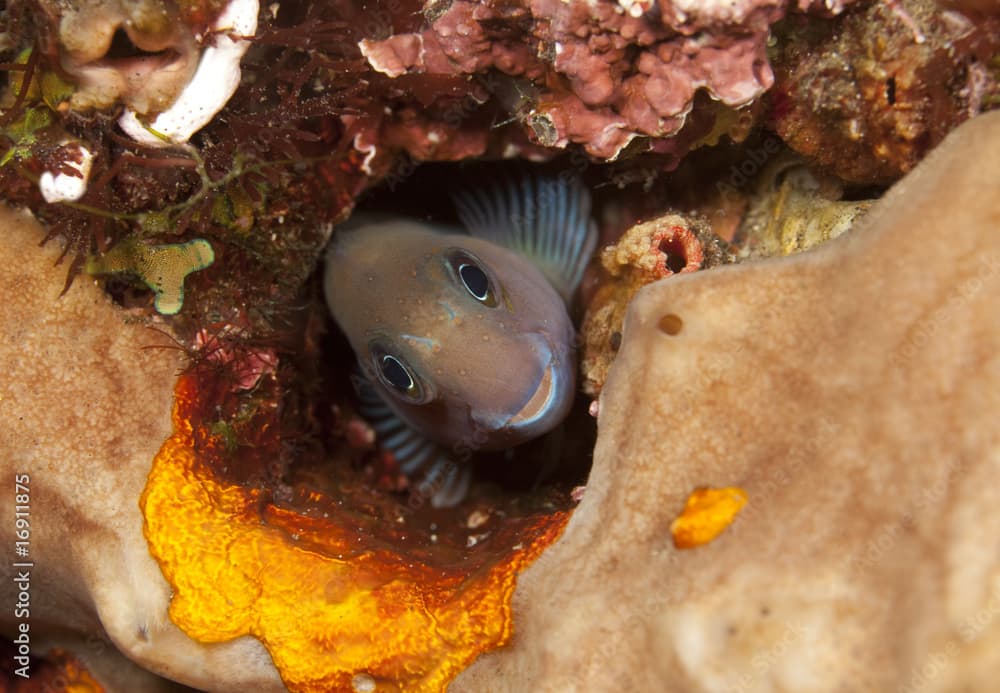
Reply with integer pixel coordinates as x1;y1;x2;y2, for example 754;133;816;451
609;331;622;351
658;237;688;273
658;314;683;335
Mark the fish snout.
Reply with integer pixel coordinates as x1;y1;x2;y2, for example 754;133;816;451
470;335;575;447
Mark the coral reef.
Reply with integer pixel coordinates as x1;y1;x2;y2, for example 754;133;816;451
0;0;367;324
735;154;873;257
359;0;857;162
2;0;1000;690
0;206;570;692
581;212;732;396
454;110;1000;693
771;0;1000;183
9;108;996;693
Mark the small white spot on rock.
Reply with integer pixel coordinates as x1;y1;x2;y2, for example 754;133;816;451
466;509;489;529
352;133;378;175
352;672;376;692
39;143;94;203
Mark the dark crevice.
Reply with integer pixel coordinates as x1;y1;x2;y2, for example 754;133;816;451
104;28;168;60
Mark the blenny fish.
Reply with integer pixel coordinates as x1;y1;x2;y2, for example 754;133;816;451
324;173;597;506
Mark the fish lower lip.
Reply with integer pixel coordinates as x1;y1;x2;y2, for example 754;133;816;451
508;363;555;429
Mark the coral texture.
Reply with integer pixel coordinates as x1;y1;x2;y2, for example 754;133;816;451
735;156;872;257
3;0;1000;690
0;205;569;693
771;0;1000;183
38;0;202;113
0;0;366;316
581;212;731;396
359;0;852;161
454;111;1000;692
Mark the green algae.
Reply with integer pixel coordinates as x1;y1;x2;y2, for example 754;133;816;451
85;238;215;315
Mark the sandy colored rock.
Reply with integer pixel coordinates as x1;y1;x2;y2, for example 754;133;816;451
455;112;1000;691
0;207;283;691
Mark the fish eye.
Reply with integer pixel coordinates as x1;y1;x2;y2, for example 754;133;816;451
369;342;425;401
380;354;413;391
446;249;498;307
459;263;489;300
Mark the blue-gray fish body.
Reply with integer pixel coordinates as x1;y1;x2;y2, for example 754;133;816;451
324;174;596;505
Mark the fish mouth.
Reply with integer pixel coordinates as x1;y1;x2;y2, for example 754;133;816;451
508;363;557;431
468;335;575;447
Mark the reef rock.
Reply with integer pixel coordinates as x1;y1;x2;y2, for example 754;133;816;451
0;207;283;692
454;112;1000;691
360;0;853;161
771;0;1000;183
2;77;999;693
581;212;732;397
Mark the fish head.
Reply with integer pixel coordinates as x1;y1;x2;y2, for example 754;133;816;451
325;218;576;451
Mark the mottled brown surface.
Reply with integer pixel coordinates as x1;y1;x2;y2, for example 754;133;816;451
772;0;1000;184
455;111;1000;692
0;208;283;692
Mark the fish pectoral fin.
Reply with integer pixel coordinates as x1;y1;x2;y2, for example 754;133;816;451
417;459;472;509
454;172;597;303
357;373;471;508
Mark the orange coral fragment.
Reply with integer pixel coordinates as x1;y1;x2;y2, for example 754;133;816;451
141;375;568;692
670;486;748;549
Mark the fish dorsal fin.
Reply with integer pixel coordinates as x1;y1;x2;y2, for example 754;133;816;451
453;173;597;304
